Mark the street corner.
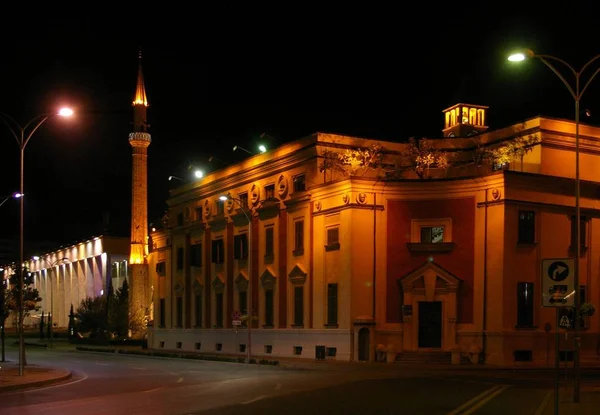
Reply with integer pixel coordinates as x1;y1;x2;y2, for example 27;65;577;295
0;364;73;392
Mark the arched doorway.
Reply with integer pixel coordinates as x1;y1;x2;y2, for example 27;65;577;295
358;327;370;361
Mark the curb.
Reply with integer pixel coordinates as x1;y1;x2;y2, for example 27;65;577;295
0;371;72;393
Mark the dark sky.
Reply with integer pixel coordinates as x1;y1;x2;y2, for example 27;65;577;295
0;3;598;253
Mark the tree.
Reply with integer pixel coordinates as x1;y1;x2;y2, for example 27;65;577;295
319;144;386;180
5;266;42;330
75;296;107;339
108;280;129;339
402;137;455;179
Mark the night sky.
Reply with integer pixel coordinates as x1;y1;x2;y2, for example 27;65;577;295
0;4;598;258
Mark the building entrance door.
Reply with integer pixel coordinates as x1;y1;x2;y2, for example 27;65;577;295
358;327;370;361
418;301;442;348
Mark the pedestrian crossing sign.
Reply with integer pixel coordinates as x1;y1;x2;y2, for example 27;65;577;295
559;315;572;328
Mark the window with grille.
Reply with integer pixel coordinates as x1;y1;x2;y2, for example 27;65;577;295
420;226;444;243
190;243;202;266
294;220;304;255
517;282;534;327
518;211;535;244
294;286;304;326
233;234;248;260
325;227;340;251
211;240;224;263
327;283;338;326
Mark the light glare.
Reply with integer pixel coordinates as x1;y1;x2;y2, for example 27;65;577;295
194;170;203;179
258;144;267;153
219;195;228;201
508;53;526;62
58;107;74;117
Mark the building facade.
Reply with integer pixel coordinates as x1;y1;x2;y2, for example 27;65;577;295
1;235;129;328
146;104;600;365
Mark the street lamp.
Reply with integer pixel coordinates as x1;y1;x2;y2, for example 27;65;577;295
0;192;23;208
0;107;74;375
219;194;253;363
233;145;254;155
509;50;600;402
34;257;70;348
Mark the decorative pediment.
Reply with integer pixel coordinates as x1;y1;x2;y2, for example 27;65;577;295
288;264;307;285
232;208;253;227
399;261;462;298
261;268;276;289
174;281;184;296
192;279;203;294
212;275;225;293
257;199;280;220
235;272;248;292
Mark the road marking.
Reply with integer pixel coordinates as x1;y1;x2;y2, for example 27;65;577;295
130;366;146;370
95;362;111;366
177;377;183;383
446;385;504;415
461;385;509;415
533;391;553;415
19;373;89;393
242;395;268;405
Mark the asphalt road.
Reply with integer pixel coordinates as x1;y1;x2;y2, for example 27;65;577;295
1;346;599;415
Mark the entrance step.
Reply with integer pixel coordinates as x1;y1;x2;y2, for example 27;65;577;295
395;351;470;365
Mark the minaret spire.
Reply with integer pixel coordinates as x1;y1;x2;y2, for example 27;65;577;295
128;49;152;332
133;49;148;108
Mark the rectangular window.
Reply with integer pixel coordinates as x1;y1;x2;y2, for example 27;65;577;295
196;207;203;221
159;298;165;327
190;243;202;267
176;297;183;327
265;289;274;326
176;247;184;270
194;294;202;327
420;226;444;243
294;174;306;192
518;211;535;243
294;220;304;254
327;283;338;326
265;227;274;257
570;216;587;249
294;286;304;326
211;239;225;263
517;282;534;327
156;261;166;276
239;193;248;208
325;227;340;251
216;200;224;216
265;184;275;199
177;213;184;226
216;293;224;327
233;234;248;260
239;290;247;316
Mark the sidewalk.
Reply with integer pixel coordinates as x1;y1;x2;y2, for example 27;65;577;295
0;360;72;392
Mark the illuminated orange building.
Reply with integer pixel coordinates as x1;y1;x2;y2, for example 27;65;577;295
147;104;600;366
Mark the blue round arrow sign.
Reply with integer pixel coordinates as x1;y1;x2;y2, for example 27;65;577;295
548;261;569;282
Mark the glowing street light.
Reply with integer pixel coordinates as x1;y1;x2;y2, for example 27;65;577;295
0;192;23;208
0;107;74;376
258;144;267;153
509;49;600;402
194;170;203;179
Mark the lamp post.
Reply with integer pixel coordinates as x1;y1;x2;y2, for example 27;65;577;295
0;192;23;209
0;107;73;375
35;257;70;348
509;50;600;402
219;194;252;363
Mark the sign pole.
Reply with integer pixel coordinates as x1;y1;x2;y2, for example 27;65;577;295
555;308;560;415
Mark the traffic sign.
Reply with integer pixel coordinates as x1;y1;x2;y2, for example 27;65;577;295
232;320;242;326
541;258;575;307
232;310;242;320
559;315;572;328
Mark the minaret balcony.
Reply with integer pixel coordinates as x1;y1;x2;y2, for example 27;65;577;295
129;132;152;145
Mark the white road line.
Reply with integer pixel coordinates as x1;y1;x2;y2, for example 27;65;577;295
533;391;553;415
462;385;509;415
130;366;146;370
446;385;503;415
242;395;268;405
19;373;89;394
95;362;111;366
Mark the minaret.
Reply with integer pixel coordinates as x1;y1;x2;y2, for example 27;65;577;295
129;50;151;325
